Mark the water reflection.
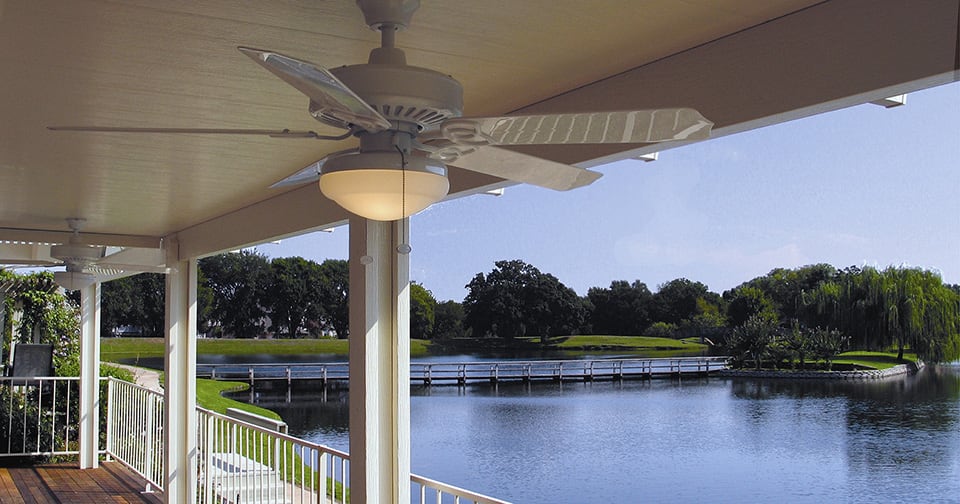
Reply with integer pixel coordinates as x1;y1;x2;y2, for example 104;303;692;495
237;366;959;504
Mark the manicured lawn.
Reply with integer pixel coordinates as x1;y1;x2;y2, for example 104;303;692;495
101;336;430;362
554;335;707;352
195;378;281;419
834;350;918;370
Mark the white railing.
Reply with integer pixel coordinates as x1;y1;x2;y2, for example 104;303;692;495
103;376;511;503
1;374;513;502
198;356;730;386
196;406;350;504
0;376;83;457
411;474;511;504
105;378;165;491
414;356;729;384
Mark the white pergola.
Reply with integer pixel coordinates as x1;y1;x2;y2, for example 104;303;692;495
1;1;957;502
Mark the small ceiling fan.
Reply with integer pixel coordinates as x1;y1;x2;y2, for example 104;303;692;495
3;219;168;290
49;0;713;221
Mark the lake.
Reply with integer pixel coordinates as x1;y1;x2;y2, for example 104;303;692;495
237;362;960;503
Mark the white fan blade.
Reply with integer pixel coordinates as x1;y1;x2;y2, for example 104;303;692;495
446;146;601;191
47;126;344;139
239;47;390;133
270;162;322;188
441;108;713;146
269;148;357;188
91;264;169;275
95;247;167;274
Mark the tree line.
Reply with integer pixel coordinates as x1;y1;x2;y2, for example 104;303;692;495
95;251;349;339
27;252;959;363
428;260;958;364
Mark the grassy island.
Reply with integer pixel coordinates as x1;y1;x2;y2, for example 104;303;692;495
553;335;705;351
833;351;918;370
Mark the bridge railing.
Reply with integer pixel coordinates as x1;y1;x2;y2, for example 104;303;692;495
198;357;730;386
413;357;728;384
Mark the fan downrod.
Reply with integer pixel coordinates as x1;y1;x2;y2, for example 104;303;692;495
325;1;463;135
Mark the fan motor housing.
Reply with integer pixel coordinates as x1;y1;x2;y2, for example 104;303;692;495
49;243;105;265
329;63;463;131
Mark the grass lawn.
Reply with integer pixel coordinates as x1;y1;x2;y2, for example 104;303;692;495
195;378;281;419
834;350;918;370
101;336;430;363
554;335;707;352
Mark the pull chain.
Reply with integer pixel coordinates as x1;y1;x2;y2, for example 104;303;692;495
396;145;412;255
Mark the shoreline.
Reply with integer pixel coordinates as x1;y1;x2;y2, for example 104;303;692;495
717;360;924;380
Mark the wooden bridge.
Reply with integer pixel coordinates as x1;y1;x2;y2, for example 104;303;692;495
197;357;730;386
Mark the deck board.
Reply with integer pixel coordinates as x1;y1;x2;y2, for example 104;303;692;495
0;462;162;504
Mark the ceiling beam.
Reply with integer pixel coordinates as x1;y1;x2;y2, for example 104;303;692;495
173;183;350;260
0;228;161;249
0;243;57;266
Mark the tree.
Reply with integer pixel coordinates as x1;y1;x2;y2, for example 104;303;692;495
808;266;960;362
651;278;716;325
681;297;727;342
881;267;958;362
463;260;583;342
410;283;437;340
725;286;777;327
523;266;584;344
723;314;779;370
317;259;349;339
2;271;79;371
784;320;813;370
808;327;848;370
197;267;216;336
99;276;136;336
131;273;165;336
199;250;270;338
736;264;837;322
433;300;466;340
264;257;320;337
95;273;166;337
586;280;652;335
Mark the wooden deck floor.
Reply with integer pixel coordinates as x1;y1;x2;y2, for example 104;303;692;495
0;462;162;504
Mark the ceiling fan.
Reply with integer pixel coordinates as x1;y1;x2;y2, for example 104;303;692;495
49;0;713;221
3;219;168;290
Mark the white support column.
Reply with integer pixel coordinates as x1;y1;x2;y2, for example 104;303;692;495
78;282;101;469
163;239;198;504
348;217;411;504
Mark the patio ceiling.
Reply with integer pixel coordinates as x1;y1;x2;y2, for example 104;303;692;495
1;0;957;260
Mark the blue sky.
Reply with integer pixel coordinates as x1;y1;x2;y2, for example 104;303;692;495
257;82;960;302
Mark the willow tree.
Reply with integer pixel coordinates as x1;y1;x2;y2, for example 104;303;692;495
802;266;958;362
900;268;960;362
876;267;951;361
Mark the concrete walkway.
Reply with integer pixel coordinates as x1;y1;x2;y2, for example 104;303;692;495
111;363;163;392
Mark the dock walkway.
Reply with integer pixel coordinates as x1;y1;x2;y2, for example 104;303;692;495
198;356;729;386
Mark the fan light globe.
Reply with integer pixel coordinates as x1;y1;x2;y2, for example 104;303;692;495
54;271;97;291
319;152;448;221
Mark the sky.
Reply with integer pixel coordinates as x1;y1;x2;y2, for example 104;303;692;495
253;82;960;302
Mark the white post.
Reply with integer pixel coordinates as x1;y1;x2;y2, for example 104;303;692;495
78;281;101;469
348;217;411;504
163;240;198;504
